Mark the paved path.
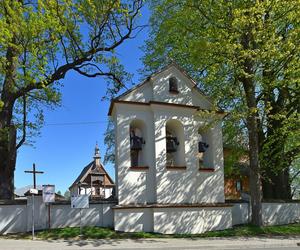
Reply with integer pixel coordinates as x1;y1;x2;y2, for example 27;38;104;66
0;237;299;250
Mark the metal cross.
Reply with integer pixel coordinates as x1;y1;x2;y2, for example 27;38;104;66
24;163;44;189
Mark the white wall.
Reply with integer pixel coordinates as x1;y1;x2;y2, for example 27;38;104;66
232;203;250;225
113;66;225;206
120;81;153;102
114;208;153;232
153;108;224;204
262;202;300;226
0;196;116;234
115;104;156;204
1;198;299;234
27;196;48;231
50;203;114;228
0;203;27;234
151;66;212;109
114;206;232;234
119;66;212;110
232;202;300;226
114;103;225;205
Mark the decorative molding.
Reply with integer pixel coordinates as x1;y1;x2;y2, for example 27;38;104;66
166;165;187;170
113;203;233;209
129;166;149;171
108;99;226;116
199;168;215;172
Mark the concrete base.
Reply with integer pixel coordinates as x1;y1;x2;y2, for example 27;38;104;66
114;204;232;234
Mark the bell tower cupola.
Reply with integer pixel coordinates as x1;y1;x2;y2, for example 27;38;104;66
94;142;101;166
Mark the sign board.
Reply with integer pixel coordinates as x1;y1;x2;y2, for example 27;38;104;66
42;185;55;203
71;195;89;209
30;188;38;194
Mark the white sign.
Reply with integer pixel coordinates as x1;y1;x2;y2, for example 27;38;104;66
42;185;55;203
71;195;89;209
29;188;38;194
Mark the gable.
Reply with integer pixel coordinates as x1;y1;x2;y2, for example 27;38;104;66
71;162;93;188
70;161;114;189
115;63;213;110
151;65;213;109
119;79;153;102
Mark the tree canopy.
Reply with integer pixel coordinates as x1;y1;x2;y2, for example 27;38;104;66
0;0;143;199
143;0;300;225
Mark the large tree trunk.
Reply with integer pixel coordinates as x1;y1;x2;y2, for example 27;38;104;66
242;75;263;226
247;115;263;226
0;91;17;200
240;30;263;225
0;125;16;200
239;27;263;224
0;21;19;199
0;90;17;200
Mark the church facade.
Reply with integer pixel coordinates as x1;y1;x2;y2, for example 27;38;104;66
69;145;115;199
109;63;232;233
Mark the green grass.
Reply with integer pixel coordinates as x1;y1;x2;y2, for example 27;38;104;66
195;223;300;238
2;224;300;240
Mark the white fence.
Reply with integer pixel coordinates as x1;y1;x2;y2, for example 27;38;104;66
232;202;300;226
0;202;27;234
0;196;117;234
0;197;299;234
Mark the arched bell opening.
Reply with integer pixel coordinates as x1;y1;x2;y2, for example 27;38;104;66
129;119;146;167
198;127;213;169
169;76;179;94
165;119;185;166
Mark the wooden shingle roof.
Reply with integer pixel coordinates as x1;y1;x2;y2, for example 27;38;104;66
69;161;114;189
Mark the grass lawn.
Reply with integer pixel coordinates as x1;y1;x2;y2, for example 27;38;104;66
2;223;300;240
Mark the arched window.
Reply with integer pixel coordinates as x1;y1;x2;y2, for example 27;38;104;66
166;120;185;166
198;127;213;169
169;77;179;93
129;120;146;167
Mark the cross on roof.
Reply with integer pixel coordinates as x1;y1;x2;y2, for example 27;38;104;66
24;163;44;189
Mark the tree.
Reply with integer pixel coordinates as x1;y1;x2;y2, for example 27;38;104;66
0;0;144;200
143;0;300;225
57;190;62;195
103;118;115;165
64;190;70;200
290;158;300;199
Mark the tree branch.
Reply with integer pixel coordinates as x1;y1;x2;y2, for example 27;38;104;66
13;0;143;99
16;94;26;149
291;169;300;183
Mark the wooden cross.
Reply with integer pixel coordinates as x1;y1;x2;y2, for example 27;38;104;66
24;163;44;189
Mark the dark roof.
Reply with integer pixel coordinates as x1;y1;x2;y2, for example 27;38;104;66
69;161;114;189
71;161;94;187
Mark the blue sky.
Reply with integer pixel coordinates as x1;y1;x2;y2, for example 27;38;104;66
15;6;151;194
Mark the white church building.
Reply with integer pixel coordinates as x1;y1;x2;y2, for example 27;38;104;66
108;63;233;234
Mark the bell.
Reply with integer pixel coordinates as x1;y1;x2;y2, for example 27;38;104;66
198;141;209;152
130;135;144;151
166;136;179;153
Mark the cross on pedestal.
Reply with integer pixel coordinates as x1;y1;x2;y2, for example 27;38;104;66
24;163;44;240
24;163;44;189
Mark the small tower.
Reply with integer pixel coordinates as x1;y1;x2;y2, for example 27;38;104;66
94;142;101;166
109;63;228;234
69;142;115;199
